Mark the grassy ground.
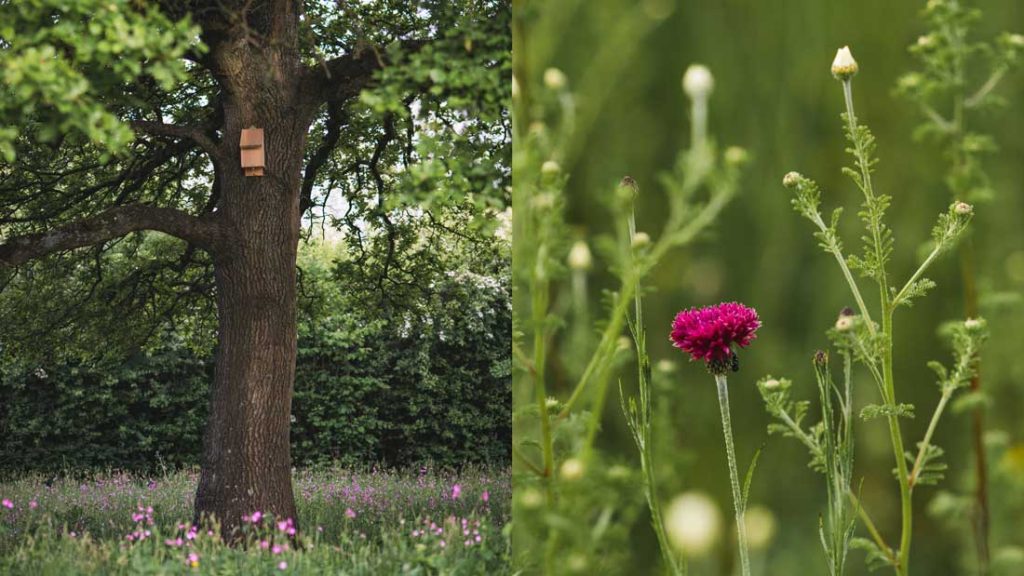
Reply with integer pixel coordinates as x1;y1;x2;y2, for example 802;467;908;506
0;465;510;575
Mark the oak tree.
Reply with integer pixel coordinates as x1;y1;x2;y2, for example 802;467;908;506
0;0;509;533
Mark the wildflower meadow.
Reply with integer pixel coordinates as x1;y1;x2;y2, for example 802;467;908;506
513;0;1024;575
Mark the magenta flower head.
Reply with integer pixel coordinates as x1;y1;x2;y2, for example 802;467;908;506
670;302;761;374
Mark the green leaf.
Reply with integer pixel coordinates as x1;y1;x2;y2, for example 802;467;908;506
860;403;915;420
742;447;762;508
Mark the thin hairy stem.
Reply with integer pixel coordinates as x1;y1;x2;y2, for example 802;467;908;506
843;79;910;575
965;66;1007;108
715;373;751;576
909;391;953;489
809;211;876;334
892;244;944;306
848;490;897;564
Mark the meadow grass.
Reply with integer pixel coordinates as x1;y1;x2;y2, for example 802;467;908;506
0;465;510;575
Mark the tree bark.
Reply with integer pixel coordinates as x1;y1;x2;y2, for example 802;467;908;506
192;26;312;529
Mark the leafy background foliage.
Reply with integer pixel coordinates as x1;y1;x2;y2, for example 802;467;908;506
0;240;510;474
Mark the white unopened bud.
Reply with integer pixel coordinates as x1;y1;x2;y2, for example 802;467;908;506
568;241;593;271
541;160;561;176
831;46;859;80
1008;34;1024;48
664;492;721;557
560;458;585;481
682;64;714;101
917;35;936;48
567;553;588;573
835;315;854;332
964;318;982;330
617;336;633;351
543;67;567;90
745;506;777;550
763;378;780;390
519;488;543;510
724;146;749;166
545;397;560;410
656;359;677;374
954;201;973;215
631;232;651;249
783;171;802;188
530;193;555;210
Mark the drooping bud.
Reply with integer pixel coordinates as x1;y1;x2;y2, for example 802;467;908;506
682;64;714;101
831;46;859;80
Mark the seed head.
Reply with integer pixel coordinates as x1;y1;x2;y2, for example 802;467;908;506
831;46;859;80
682;64;714;101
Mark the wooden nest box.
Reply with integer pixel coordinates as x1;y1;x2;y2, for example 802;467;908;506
240;127;265;177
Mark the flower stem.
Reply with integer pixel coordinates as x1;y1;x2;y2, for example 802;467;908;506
715;373;751;576
882;309;912;576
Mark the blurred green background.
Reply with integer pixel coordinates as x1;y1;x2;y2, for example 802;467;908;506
515;0;1024;574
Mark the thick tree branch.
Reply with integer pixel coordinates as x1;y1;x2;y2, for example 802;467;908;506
131;120;221;160
299;102;347;214
0;205;221;267
304;39;429;105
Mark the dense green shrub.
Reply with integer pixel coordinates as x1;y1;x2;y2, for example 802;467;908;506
0;246;510;474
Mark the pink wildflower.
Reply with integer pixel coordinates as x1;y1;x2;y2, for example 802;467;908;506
345;508;356;519
670;302;761;373
451;484;462;499
481;490;489;503
1;499;12;509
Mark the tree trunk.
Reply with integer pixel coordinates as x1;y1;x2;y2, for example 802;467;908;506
194;108;307;534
